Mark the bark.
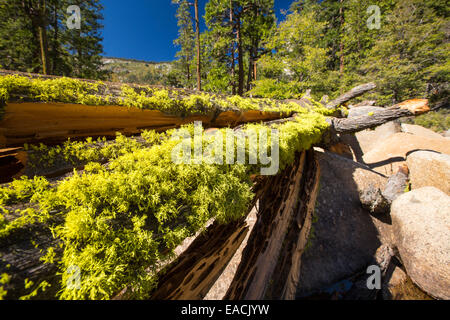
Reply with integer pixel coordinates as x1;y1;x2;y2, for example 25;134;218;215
229;0;236;95
339;0;345;76
194;0;201;91
326;82;377;109
236;15;244;96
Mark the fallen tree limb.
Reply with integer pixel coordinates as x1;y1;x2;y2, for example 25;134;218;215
325;83;377;109
262;99;430;138
329;99;430;134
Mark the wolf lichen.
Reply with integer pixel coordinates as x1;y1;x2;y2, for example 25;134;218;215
0;74;336;118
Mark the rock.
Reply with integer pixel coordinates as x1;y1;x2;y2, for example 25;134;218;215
347;106;385;118
296;150;390;297
391;187;450;300
349;100;377;108
359;184;390;214
406;151;450;195
363;132;450;176
381;265;433;300
444;130;450;138
341;121;401;161
381;164;410;203
401;123;445;140
383;266;408;299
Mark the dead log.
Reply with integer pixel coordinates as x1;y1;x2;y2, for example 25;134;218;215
260;99;431;153
224;150;321;300
326;83;377;109
329;99;430;134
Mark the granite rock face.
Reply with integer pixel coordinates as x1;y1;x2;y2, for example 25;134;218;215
406;150;450;195
296;150;389;297
341;121;402;160
401;123;446;140
391;187;450;300
362;132;450;176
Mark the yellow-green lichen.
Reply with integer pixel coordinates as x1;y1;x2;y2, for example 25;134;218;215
0;75;337;118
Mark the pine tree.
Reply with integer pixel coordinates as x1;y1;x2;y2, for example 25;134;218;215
0;1;40;72
62;0;107;80
362;0;449;104
173;0;196;88
205;0;275;95
0;0;106;79
242;0;275;91
255;2;332;97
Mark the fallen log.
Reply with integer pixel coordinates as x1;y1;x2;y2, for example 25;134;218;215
0;71;435;300
0;69;312;148
329;99;430;134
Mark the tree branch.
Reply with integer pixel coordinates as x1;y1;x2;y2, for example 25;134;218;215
326;82;377;109
329;99;430;134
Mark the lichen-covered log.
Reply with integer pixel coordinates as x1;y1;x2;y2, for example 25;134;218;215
0;70;323;148
146;151;321;300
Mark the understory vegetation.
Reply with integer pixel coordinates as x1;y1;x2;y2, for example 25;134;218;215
403;108;450;133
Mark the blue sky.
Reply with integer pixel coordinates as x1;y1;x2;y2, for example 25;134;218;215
101;0;294;62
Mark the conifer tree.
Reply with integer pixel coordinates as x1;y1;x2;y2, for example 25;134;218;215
173;0;196;88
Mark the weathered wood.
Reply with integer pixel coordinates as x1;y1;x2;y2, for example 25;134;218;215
149;216;250;300
223;151;322;300
0;214;62;300
326;82;376;109
227;152;307;300
266;151;321;300
359;164;409;214
329;99;430;134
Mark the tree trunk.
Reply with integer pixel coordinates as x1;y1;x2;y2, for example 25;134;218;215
339;0;345;77
50;1;59;75
230;0;236;95
21;0;49;75
194;0;201;91
38;26;49;75
38;0;49;75
236;15;244;96
253;58;257;81
186;58;191;83
246;55;253;92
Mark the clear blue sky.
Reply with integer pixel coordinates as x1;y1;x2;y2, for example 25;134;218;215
101;0;294;62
